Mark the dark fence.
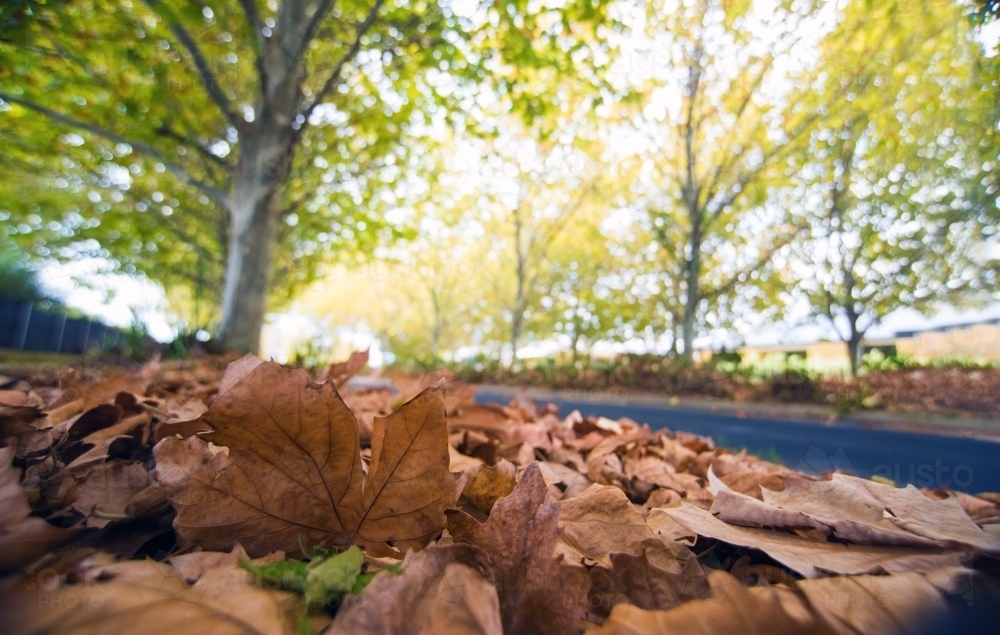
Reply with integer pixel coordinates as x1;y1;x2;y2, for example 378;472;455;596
0;298;125;354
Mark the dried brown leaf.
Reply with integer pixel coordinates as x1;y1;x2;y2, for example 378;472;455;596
448;404;514;440
169;544;250;583
461;459;517;514
0;556;300;635
556;483;657;565
644;508;697;546
450;446;485;472
216;352;264;397
447;463;589;635
329;543;501;635
49;371;153;414
587;539;709;620
759;474;1000;551
154;357;454;557
0;443;73;575
537;461;593;501
321;349;370;387
664;503;968;578
594;569;946;635
624;455;702;494
72;461;152;528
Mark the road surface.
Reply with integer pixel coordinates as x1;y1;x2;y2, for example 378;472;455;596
475;389;1000;494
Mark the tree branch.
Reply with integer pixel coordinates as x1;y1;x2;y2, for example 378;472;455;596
297;0;386;131
143;0;240;129
703;107;827;229
701;228;800;301
294;0;336;63
154;123;232;172
237;0;270;94
701;55;774;204
0;92;229;206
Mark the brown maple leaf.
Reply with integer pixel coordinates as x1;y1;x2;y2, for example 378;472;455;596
153;357;455;557
447;462;589;635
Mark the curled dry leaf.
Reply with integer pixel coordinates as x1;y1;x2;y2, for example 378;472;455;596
162;398;209;423
71;461;152;528
555;483;658;565
819;473;1000;551
155;378;228;443
0;443;73;575
0;390;31;407
83;392;152;447
170;543;250;583
320;349;370;386
448;404;512;439
154;357;455;557
328;543;501;635
624;455;702;495
460;459;517;514
447;463;589;635
760;475;960;548
48;368;155;415
587;539;708;620
643;508;697;546
595;569;947;635
709;468;1000;552
708;467;833;537
711;488;830;536
0;406;51;458
537;461;592;501
449;445;485;472
942;490;1000;525
664;503;968;578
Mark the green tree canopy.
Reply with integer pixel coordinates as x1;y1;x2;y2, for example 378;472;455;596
0;0;617;351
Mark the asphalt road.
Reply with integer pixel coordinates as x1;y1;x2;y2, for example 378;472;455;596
475;390;1000;494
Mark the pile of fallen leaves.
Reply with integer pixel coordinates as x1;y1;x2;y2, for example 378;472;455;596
2;353;999;635
454;355;1000;418
829;367;1000;418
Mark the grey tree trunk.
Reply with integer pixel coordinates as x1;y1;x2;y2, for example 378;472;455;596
510;201;527;369
430;288;443;357
680;220;703;364
845;307;863;377
681;296;698;364
213;116;296;352
212;0;308;353
215;188;281;354
510;309;523;370
847;333;862;377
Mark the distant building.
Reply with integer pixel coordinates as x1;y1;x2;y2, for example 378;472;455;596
736;318;1000;371
893;319;1000;364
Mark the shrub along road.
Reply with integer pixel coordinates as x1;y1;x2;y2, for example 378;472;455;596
475;388;1000;494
